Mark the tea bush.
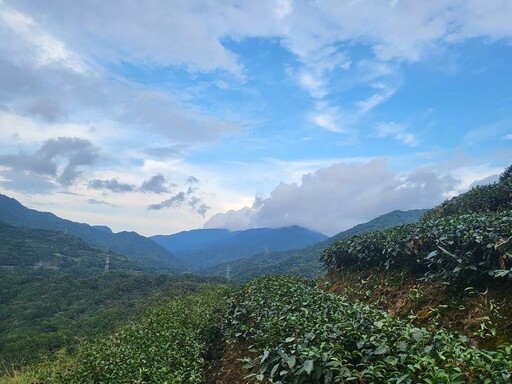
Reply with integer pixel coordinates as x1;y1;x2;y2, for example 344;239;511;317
322;210;512;285
226;276;512;383
38;286;228;384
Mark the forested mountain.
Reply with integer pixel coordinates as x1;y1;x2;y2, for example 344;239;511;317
0;222;143;275
0;215;225;366
152;225;327;267
0;194;187;273
201;209;427;280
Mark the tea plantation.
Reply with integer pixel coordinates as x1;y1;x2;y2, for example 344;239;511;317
3;166;511;383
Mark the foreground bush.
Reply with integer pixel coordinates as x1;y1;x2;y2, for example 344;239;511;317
38;286;228;384
322;210;512;285
226;276;512;383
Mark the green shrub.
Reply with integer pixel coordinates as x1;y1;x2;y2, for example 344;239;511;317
38;286;228;384
322;210;512;285
226;276;512;383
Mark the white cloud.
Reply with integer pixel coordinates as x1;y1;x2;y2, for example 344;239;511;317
298;71;326;99
0;1;87;73
205;159;461;235
274;0;292;20
357;83;396;113
375;121;418;146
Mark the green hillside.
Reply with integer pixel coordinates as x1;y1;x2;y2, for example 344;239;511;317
0;222;225;366
202;209;427;281
3;169;511;383
0;272;226;369
13;276;512;384
0;222;143;275
0;194;187;273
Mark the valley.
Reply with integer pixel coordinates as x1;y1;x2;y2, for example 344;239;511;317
0;165;511;383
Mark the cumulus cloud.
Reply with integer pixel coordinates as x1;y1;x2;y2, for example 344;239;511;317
89;178;136;193
204;159;459;235
140;173;170;194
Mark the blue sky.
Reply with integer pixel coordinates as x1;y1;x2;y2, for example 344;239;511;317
0;0;510;236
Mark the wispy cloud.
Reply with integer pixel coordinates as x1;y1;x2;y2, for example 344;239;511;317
375;121;418;147
140;173;171;194
88;198;117;208
89;178;136;193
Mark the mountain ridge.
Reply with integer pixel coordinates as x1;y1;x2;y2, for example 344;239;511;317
151;225;327;267
0;194;187;273
200;209;428;281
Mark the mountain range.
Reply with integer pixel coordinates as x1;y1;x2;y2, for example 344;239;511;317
0;194;186;273
0;193;427;279
0;221;144;276
151;226;327;267
200;209;428;281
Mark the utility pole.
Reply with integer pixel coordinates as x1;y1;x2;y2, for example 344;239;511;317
102;254;110;276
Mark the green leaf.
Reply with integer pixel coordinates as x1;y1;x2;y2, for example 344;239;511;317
286;355;296;369
494;269;510;277
373;344;389;355
303;359;314;375
411;329;424;342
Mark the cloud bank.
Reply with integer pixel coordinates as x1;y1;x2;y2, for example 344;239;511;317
204;159;460;235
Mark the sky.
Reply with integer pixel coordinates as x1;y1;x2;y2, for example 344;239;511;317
0;0;511;236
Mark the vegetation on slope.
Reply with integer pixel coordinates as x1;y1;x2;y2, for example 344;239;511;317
0;222;143;275
0;271;226;368
322;210;512;286
0;194;187;272
321;164;512;349
226;276;512;383
423;165;511;221
323;166;512;286
30;286;228;384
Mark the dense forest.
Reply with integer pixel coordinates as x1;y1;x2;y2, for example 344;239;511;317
0;223;226;367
